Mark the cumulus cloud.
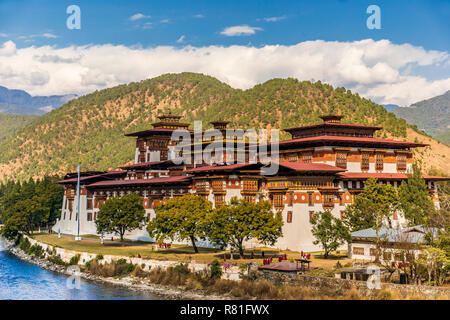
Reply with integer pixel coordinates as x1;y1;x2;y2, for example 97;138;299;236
129;13;150;21
0;41;17;56
0;39;448;105
176;35;185;43
220;25;263;36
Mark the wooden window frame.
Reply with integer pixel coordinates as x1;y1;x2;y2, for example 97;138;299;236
336;151;347;169
361;152;370;172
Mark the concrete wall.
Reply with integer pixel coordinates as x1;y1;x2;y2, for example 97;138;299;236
24;235;242;281
257;270;450;299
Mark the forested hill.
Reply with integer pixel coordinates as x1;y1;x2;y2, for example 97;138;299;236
393;90;450;144
0;72;448;182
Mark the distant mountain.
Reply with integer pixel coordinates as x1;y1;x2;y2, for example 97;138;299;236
383;104;399;111
0;86;77;115
0;72;447;182
393;90;450;144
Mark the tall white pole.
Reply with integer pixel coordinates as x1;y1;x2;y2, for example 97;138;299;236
75;164;81;241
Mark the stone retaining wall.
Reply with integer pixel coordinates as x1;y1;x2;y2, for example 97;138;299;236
257;270;450;299
25;235;241;281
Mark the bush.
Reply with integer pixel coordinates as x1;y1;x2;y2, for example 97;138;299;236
28;244;44;257
96;254;104;261
19;237;31;252
209;260;222;279
174;263;190;275
69;254;81;265
47;254;67;266
117;258;127;265
125;263;135;274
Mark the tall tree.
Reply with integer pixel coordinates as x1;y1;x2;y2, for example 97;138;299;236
96;193;146;244
398;163;435;226
344;178;400;262
206;198;283;258
146;194;212;253
311;211;351;258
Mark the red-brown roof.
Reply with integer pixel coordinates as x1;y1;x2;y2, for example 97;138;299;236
338;172;450;181
283;122;382;132
278;161;346;172
273;135;428;148
119;160;177;170
58;171;126;184
125;128;194;137
185;162;260;173
87;175;192;188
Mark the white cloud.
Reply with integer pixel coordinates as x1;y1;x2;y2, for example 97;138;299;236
193;14;204;18
129;13;150;21
0;39;448;106
220;25;263;36
264;16;286;22
176;35;185;43
42;33;58;39
0;40;17;56
0;33;7;37
160;19;169;23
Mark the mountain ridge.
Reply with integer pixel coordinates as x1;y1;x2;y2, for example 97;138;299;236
0;72;448;182
0;85;77;115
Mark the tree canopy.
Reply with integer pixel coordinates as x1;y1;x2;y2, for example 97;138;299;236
206;198;283;258
311;211;351;258
146;194;212;253
96;193;146;244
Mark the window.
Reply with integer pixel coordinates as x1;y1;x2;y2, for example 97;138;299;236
287;211;293;223
308;192;314;206
309;211;314;223
63;211;66;220
68;199;73;211
370;248;377;256
273;194;284;209
375;152;384;171
86;199;93;210
336;151;347;169
244;195;256;203
361;152;370;171
69;211;72;220
287;153;298;162
301;151;312;163
87;212;92;221
215;194;225;207
353;247;365;255
397;154;407;172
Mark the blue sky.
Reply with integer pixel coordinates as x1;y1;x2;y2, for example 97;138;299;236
0;0;448;106
1;0;448;50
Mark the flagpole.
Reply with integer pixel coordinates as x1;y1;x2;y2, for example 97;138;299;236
75;164;81;241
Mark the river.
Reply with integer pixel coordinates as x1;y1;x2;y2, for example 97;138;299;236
0;239;160;300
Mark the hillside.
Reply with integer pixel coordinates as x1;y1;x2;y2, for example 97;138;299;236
393;90;450;144
0;85;76;115
0;113;39;143
0;72;448;181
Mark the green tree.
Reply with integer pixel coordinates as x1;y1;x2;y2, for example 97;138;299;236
206;198;283;258
146;194;212;253
95;193;146;244
311;211;351;258
344;178;400;262
398;163;435;226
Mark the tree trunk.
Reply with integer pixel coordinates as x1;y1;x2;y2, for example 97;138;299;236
238;243;244;259
190;236;199;253
324;251;329;259
120;232;124;246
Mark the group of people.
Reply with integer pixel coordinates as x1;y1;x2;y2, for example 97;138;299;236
158;243;172;249
300;251;311;261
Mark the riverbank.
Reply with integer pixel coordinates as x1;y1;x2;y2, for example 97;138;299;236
3;237;232;300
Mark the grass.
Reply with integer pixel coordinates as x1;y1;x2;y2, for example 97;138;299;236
31;234;352;269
